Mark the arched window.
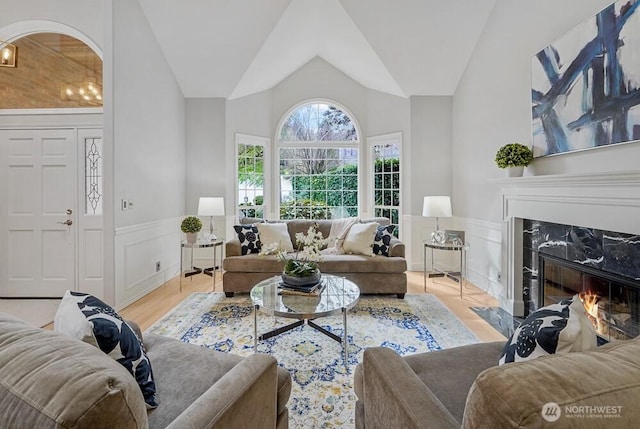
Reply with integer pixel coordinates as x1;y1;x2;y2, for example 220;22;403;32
0;33;102;109
278;102;359;219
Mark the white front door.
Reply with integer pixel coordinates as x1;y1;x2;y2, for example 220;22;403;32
0;129;77;297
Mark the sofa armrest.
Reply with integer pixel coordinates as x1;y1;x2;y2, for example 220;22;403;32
225;237;242;257
359;347;458;429
166;354;279;429
388;237;405;258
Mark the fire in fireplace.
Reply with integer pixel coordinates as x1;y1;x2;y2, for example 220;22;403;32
540;255;639;341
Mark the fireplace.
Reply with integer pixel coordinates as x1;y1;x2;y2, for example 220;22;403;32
523;219;640;341
498;170;640;319
539;255;640;341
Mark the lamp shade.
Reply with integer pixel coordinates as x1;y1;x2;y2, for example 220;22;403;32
422;196;452;218
197;197;225;216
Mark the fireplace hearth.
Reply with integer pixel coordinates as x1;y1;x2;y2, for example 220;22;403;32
523;219;640;341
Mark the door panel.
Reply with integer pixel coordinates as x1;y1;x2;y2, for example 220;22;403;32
0;129;76;297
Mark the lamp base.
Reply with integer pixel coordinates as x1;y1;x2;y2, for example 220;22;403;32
430;230;446;245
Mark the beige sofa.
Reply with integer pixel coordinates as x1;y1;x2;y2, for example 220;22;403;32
0;312;291;429
223;218;407;298
354;338;640;428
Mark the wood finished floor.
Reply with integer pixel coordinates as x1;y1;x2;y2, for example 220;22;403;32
119;271;506;343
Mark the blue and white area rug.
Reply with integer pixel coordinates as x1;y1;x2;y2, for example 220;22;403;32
147;293;479;428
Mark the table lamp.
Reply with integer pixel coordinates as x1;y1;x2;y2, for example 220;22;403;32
422;196;452;244
198;197;225;240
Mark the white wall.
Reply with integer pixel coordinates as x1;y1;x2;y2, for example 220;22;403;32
406;96;455;270
111;0;186;306
452;0;640;301
113;0;186;228
272;57;368;129
0;0;104;47
186;98;226;215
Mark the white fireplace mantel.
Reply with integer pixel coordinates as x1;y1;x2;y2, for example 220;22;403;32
497;169;640;316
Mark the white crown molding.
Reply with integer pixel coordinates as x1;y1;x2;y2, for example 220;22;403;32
494;169;640;188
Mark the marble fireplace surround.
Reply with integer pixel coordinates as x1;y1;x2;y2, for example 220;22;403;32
499;170;640;317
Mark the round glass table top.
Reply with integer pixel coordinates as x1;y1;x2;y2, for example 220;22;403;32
250;274;360;319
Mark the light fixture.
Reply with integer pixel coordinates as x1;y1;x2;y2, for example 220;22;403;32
197;197;225;240
61;78;102;103
422;196;452;244
0;40;17;67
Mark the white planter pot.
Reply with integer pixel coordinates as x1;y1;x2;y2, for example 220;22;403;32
185;232;198;243
506;166;524;177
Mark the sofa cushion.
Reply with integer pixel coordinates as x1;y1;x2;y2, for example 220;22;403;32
144;333;291;428
499;295;596;365
373;224;396;256
224;253;407;274
234;224;262;254
0;312;148;428
257;222;294;252
344;222;378;256
54;291;158;408
464;336;640;428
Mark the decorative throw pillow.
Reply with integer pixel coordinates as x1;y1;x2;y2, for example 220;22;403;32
54;291;158;408
343;222;378;256
373;224;396;256
257;222;294;252
499;295;597;365
233;224;261;255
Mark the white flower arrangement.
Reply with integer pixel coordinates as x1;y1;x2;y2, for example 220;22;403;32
260;224;330;276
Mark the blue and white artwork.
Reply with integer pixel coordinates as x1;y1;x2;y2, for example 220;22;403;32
532;0;640;157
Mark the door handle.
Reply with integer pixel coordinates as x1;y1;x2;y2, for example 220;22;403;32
57;219;73;226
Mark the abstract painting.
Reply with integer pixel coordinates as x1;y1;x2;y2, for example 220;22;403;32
531;0;640;157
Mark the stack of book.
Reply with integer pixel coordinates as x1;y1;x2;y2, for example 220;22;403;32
278;281;324;296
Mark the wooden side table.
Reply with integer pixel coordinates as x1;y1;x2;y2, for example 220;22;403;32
180;238;224;291
423;240;469;298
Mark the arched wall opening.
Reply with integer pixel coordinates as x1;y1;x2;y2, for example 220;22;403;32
0;21;103;109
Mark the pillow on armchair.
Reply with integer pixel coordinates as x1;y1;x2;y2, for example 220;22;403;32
54;291;158;408
499;295;596;365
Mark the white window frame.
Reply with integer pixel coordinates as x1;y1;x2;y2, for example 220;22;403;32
235;133;270;220
275;99;362;218
368;132;402;238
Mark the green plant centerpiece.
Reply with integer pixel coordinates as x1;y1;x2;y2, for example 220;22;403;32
261;224;329;287
181;216;202;243
495;143;533;169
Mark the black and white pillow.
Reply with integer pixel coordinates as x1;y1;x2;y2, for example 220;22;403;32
234;225;261;255
373;225;396;256
54;291;158;408
499;295;596;365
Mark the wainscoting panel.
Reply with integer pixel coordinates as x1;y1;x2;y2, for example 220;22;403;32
454;217;503;301
114;218;181;309
406;215;502;302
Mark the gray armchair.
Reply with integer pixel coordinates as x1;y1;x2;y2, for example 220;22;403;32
0;312;292;429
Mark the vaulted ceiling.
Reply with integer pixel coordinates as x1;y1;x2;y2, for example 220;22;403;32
137;0;496;99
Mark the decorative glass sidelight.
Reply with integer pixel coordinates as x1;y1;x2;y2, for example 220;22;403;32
85;137;103;215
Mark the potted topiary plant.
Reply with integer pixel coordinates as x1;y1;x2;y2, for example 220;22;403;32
181;216;202;244
495;143;533;177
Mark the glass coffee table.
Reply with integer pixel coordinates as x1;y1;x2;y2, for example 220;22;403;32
250;274;360;369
